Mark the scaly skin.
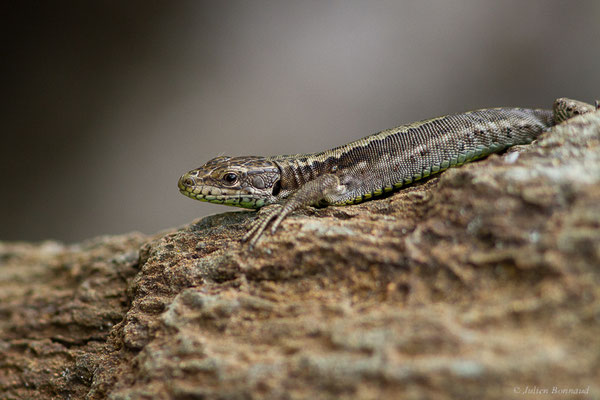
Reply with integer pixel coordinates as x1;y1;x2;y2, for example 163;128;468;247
179;98;597;247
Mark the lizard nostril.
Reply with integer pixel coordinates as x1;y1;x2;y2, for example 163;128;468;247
179;175;196;188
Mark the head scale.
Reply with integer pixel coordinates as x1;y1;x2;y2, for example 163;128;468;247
178;156;281;209
553;98;596;124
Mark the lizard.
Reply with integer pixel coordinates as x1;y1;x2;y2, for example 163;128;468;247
178;98;597;248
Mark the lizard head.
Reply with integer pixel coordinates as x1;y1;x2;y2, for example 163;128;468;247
178;156;281;209
553;98;596;124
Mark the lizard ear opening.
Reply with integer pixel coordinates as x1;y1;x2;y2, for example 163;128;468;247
272;180;281;196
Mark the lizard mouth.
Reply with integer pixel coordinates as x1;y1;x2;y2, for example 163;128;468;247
178;173;268;209
179;188;266;209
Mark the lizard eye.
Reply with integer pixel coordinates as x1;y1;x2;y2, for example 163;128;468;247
223;172;238;184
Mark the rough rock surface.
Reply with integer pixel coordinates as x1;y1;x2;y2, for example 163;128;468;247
1;111;600;400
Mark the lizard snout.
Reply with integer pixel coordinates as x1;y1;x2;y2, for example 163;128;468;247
178;174;197;191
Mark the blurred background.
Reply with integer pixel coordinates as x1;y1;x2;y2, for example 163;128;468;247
2;1;599;243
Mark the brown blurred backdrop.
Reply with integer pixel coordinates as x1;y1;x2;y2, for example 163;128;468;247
2;1;599;242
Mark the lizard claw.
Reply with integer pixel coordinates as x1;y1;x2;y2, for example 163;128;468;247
242;204;284;248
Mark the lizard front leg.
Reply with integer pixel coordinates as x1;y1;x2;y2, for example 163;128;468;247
242;174;345;248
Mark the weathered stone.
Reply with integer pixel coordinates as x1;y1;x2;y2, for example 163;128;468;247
1;111;599;399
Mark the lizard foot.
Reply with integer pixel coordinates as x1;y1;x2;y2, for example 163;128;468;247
242;204;287;248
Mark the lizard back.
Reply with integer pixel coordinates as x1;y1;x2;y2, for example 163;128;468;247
272;108;554;204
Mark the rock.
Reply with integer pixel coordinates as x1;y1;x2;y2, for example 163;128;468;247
1;111;599;399
0;235;147;399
